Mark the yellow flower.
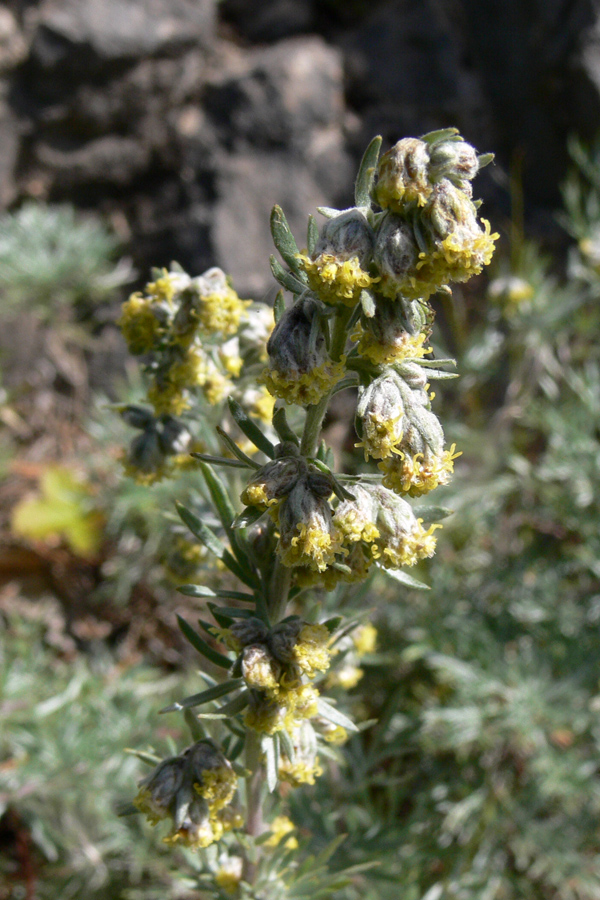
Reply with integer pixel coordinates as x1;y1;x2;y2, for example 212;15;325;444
298;251;377;307
352;623;377;656
262;357;346;407
118;293;164;354
197;287;251;336
379;444;461;497
292;624;331;677
194;765;237;815
264;815;299;850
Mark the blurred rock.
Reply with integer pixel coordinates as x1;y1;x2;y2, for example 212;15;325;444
220;0;314;43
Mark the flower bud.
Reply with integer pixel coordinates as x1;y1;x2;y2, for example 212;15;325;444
354;296;431;364
355;372;406;460
373;213;425;301
133;756;186;824
241;644;280;693
298;209;377;307
157;416;192;456
277;476;340;572
375;138;432;211
418;180;498;287
278;720;322;785
262;298;345;406
241;457;305;509
428;140;479;189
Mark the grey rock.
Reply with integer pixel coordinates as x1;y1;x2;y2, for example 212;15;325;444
220;0;314;43
212;143;352;297
205;36;345;150
31;0;216;70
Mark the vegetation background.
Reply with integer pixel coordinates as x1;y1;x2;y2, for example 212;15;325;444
2;1;600;898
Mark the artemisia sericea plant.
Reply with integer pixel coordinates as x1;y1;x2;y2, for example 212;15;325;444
116;130;497;898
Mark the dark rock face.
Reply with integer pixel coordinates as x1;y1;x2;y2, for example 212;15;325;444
2;0;600;294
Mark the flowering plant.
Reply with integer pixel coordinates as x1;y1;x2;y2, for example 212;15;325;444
117;130;496;895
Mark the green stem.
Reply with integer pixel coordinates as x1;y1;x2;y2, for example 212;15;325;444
242;728;265;883
242;304;352;882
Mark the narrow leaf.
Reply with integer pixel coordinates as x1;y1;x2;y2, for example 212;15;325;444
160;679;244;713
413;505;453;524
270;205;304;277
274;289;286;324
198;462;237;538
307;214;319;256
232;506;265;529
184;708;207;741
264;734;279;792
270;254;308;295
176;615;232;668
197;692;249;719
279;729;295;762
379;566;430;590
355;135;382;207
176;502;225;558
228;398;276;459
317;698;359;732
272;406;300;446
215;427;261;468
189;452;249;469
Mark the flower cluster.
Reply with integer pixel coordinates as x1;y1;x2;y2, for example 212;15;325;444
216;616;332;735
118;265;275;480
133;740;241;849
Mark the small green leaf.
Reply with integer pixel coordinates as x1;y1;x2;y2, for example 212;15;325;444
379;566;430;590
307;214;319;256
421;127;460;145
228;398;276;459
198;462;237;538
274;289;286;324
160;679;244;713
197;692;249;719
272;406;300;446
270;205;305;277
232;506;265;529
215;427;261;469
359;288;377;318
322;616;343;634
270;255;308;295
176;502;225;558
264;733;279;792
478;152;494;169
413;505;453;524
176;615;232;668
190;452;250;469
279;729;295;762
184;708;207;741
317;698;359;732
176;584;255;601
354;135;382;207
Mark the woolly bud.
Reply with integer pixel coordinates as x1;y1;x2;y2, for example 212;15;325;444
315;208;375;266
262;298;345;406
134;757;186;823
241;456;305;509
355;371;406;460
375;138;432;211
277;476;340;572
428;140;479;190
373;213;423;301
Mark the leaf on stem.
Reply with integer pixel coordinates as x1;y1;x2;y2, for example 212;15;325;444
228;398;276;459
176;614;233;668
160;679;244;713
270;205;306;279
354;135;382;207
378;566;430;590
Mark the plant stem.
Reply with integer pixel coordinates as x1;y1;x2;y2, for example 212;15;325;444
242;304;351;880
242;728;265;883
